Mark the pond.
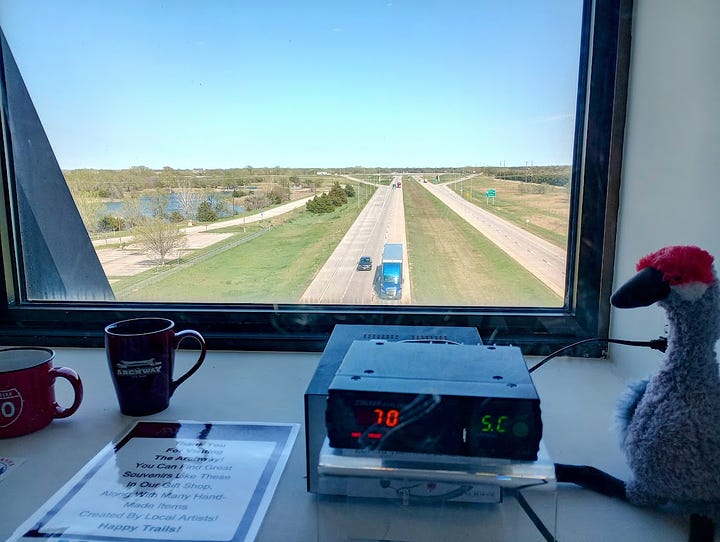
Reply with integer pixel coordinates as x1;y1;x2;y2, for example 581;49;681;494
103;192;243;218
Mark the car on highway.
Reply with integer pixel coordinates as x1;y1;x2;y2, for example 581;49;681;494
356;256;372;271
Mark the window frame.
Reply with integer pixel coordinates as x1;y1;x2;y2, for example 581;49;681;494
0;0;632;356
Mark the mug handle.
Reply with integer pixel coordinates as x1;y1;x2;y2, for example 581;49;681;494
170;330;207;395
50;367;84;419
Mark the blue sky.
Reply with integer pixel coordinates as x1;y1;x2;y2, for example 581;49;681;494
0;1;583;170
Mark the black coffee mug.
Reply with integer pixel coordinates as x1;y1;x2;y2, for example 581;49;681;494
104;318;206;416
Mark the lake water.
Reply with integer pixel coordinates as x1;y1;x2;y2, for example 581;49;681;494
103;193;243;218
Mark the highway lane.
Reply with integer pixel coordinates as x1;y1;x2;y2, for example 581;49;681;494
300;172;565;304
299;176;410;305
415;176;566;297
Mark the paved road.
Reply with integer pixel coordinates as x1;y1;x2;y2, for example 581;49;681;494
415;176;566;296
299;176;411;304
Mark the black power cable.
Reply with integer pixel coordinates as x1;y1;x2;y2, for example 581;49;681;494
528;337;667;374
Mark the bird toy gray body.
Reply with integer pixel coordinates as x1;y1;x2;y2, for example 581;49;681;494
556;245;720;541
613;246;720;528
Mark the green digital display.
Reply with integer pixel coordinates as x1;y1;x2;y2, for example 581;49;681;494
480;414;509;433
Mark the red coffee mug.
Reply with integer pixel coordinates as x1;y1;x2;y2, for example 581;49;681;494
0;347;83;438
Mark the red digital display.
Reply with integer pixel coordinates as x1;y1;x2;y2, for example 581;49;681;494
350;431;383;439
351;408;403;440
354;407;400;428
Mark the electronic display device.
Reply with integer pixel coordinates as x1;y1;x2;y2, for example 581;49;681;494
325;340;542;461
304;324;483;493
307;326;553;511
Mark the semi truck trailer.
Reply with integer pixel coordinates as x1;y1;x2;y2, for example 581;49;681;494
380;243;403;300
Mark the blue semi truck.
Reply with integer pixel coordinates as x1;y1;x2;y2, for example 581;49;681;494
380;243;403;300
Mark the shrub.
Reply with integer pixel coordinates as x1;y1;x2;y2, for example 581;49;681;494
196;200;218;222
98;214;125;232
306;194;335;214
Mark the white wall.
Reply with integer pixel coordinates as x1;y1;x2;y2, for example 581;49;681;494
609;0;720;379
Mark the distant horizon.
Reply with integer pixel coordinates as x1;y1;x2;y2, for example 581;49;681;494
61;163;572;172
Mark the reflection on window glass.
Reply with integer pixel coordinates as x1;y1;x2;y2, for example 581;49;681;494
1;1;582;307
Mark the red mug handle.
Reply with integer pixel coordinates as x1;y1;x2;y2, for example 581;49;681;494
50;367;83;419
170;330;207;395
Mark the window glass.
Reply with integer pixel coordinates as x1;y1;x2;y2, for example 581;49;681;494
0;0;631;354
0;1;582;308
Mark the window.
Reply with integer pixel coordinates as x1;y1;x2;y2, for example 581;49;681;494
0;0;631;354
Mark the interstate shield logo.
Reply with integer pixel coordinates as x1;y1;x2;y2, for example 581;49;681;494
0;388;23;428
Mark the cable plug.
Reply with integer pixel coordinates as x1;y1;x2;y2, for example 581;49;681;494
648;336;668;353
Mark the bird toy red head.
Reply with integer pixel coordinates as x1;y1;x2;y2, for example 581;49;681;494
611;245;716;308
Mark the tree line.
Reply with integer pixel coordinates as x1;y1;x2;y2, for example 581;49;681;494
305;182;355;214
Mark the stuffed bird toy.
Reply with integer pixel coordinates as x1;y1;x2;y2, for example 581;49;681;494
610;245;720;539
555;245;720;542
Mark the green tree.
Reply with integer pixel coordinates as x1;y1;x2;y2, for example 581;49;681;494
158;166;178;189
98;214;126;232
196;200;218;222
306;194;335;214
328;182;348;206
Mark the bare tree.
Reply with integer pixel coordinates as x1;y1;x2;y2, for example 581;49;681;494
173;180;201;220
120;195;147;229
133;217;187;266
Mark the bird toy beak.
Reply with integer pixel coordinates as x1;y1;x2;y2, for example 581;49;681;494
611;267;671;308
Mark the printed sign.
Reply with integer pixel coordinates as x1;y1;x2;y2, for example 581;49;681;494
7;421;298;542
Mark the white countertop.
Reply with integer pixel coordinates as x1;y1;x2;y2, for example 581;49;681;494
0;348;691;541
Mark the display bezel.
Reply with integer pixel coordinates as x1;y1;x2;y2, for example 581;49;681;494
326;390;542;460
